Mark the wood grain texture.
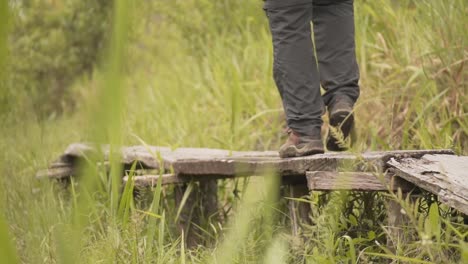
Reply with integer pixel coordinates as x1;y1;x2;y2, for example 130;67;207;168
306;171;414;191
388;154;468;215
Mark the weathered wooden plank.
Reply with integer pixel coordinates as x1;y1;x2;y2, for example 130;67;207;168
53;143;172;169
122;174;182;187
168;149;454;177
39;143;454;180
306;171;414;191
388;154;468;215
36;166;74;179
36;162;111;179
125;174;307;188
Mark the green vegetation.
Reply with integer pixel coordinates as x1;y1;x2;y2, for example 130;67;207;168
1;0;467;263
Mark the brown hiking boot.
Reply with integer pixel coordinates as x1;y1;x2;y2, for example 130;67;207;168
326;96;355;151
279;128;324;158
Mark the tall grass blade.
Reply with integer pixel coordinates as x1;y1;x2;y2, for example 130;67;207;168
341;235;357;263
181;229;186;264
118;161;137;226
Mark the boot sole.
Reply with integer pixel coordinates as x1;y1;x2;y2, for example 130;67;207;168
279;145;325;158
326;110;354;151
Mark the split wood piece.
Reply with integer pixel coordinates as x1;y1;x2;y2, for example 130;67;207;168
388;154;468;215
306;171;415;192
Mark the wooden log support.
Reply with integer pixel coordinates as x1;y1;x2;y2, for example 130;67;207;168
199;179;219;247
385;191;422;252
174;180;219;248
386;194;407;251
199;179;219;224
174;183;199;248
287;184;312;237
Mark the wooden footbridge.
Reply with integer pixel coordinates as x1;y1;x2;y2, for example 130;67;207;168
37;143;468;247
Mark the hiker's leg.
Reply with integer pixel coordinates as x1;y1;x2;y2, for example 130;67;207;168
312;0;360;106
264;1;323;136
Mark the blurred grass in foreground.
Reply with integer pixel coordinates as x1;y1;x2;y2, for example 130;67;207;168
1;3;20;264
0;0;467;263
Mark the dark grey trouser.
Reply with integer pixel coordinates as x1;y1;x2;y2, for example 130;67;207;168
264;0;360;136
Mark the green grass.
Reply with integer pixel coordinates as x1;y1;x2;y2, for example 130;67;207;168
1;0;467;263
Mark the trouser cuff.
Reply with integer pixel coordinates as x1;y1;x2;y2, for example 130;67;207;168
263;0;311;9
288;123;322;138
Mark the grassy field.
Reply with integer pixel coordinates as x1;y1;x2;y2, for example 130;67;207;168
1;0;467;263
